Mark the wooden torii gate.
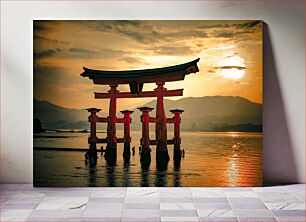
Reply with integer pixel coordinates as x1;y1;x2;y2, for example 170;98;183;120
81;58;200;168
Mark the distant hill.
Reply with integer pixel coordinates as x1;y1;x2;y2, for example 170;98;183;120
33;99;107;130
130;96;262;131
34;96;262;132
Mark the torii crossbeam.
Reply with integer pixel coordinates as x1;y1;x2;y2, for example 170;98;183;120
95;89;183;99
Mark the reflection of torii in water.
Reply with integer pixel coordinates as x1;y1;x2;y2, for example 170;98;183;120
81;58;200;170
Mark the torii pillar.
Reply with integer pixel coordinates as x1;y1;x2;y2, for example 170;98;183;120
155;82;170;170
120;110;134;164
170;109;184;168
105;84;118;165
86;108;101;159
138;106;154;169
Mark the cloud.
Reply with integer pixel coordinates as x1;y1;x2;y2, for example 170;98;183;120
118;29;158;44
67;47;130;60
33;20;62;33
34;35;70;45
164;30;208;39
215;30;254;38
69;48;97;54
67;47;150;65
219;66;246;70
146;45;201;56
236;81;250;85
69;47;150;65
236;21;261;28
98;48;129;58
199;21;261;30
69;48;99;58
93;21;158;44
199;21;261;39
225;53;238;58
91;21;208;45
199;23;231;29
216;32;236;38
33;22;46;31
34;64;67;78
33;21;70;45
119;57;147;64
96;20;141;31
34;49;62;60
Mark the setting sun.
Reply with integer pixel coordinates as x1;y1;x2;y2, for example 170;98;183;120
218;68;245;80
216;55;246;80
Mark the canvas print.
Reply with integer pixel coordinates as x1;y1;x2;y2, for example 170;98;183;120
34;20;262;187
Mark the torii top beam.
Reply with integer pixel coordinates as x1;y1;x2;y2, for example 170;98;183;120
81;58;200;93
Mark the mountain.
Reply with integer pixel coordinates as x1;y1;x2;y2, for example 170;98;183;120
33;99;107;130
130;96;262;131
34;96;262;131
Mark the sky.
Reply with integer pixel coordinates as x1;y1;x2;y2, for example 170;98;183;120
34;20;262;111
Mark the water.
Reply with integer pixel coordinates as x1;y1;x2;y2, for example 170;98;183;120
34;130;262;187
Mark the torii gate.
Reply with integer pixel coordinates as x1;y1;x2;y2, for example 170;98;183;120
81;58;200;168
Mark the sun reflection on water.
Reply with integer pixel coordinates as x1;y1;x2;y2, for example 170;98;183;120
227;132;239;137
228;157;238;186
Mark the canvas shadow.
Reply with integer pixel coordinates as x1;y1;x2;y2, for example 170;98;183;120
263;22;298;185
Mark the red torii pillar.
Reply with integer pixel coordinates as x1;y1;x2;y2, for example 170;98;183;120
86;108;101;158
120;110;134;164
170;109;184;168
138;106;154;169
95;83;184;169
105;84;118;165
155;82;170;170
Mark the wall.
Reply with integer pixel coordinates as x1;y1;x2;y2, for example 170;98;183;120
1;1;305;184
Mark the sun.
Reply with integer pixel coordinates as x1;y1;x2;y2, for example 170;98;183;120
216;55;246;80
218;68;245;80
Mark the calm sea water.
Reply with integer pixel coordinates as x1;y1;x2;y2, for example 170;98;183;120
34;130;262;187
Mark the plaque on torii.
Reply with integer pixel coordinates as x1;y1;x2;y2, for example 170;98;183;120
81;58;200;168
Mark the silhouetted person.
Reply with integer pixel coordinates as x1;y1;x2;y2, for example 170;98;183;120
182;149;185;158
139;146;142;154
101;146;105;156
132;147;135;156
85;151;89;159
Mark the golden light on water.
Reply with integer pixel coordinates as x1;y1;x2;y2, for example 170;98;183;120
228;132;239;137
228;157;238;186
